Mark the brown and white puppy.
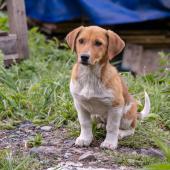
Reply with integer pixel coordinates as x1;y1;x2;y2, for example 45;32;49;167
66;26;150;150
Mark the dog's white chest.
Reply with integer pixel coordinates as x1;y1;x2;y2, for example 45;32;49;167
70;65;114;115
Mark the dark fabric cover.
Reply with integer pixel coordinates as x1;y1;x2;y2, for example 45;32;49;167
25;0;170;25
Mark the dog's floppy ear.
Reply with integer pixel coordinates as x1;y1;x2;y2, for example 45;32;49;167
65;26;84;52
107;30;125;60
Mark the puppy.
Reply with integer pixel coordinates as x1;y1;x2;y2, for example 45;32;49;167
66;26;150;150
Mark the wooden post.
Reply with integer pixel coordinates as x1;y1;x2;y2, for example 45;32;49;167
7;0;29;59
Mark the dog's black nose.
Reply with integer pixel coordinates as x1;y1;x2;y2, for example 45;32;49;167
80;54;90;65
81;54;90;62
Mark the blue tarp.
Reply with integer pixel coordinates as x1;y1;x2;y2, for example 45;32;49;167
25;0;170;25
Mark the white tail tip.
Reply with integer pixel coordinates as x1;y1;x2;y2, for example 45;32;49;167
140;91;151;119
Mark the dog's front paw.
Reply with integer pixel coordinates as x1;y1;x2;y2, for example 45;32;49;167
75;136;92;147
100;140;118;150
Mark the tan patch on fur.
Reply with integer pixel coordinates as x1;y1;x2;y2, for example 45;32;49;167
123;101;138;128
121;78;131;104
71;63;78;81
101;64;125;106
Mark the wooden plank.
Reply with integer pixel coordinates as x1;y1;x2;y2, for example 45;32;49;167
4;53;19;60
0;31;8;36
3;54;20;67
4;54;21;68
0;34;17;54
140;49;160;74
122;44;143;74
121;35;170;48
122;44;170;75
7;0;29;59
118;30;170;36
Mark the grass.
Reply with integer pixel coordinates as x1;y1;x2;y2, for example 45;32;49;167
0;14;170;169
143;138;170;170
0;28;76;127
27;133;42;147
0;150;41;170
105;149;161;168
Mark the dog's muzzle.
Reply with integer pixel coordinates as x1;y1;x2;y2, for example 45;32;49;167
80;54;90;65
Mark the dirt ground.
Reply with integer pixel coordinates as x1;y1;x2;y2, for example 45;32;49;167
0;121;163;170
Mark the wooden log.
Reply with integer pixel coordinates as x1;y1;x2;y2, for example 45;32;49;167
0;34;17;54
7;0;29;59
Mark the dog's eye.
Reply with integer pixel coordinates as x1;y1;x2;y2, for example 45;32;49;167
79;38;84;44
95;40;102;46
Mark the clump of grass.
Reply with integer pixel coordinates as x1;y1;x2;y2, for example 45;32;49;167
105;149;160;168
143;138;170;170
27;133;42;148
0;149;41;170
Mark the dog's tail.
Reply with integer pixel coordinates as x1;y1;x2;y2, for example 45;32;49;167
138;91;151;120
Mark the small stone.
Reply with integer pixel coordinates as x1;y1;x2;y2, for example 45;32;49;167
140;148;164;158
64;139;75;147
77;168;112;170
89;161;97;165
66;161;83;167
30;146;60;156
120;166;135;170
40;126;52;131
46;167;57;170
70;147;84;154
64;152;72;159
78;151;96;161
40;159;49;165
131;151;137;155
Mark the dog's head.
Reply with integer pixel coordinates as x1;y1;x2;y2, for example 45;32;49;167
66;26;125;66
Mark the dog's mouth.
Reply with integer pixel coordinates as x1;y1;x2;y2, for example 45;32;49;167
80;61;90;66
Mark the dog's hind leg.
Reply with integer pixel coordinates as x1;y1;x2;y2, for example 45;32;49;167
118;129;135;139
119;117;135;139
100;107;123;150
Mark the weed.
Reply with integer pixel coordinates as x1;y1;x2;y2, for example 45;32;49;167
0;149;41;170
27;133;42;147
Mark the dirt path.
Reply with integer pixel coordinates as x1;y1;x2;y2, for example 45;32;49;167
0;121;163;170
